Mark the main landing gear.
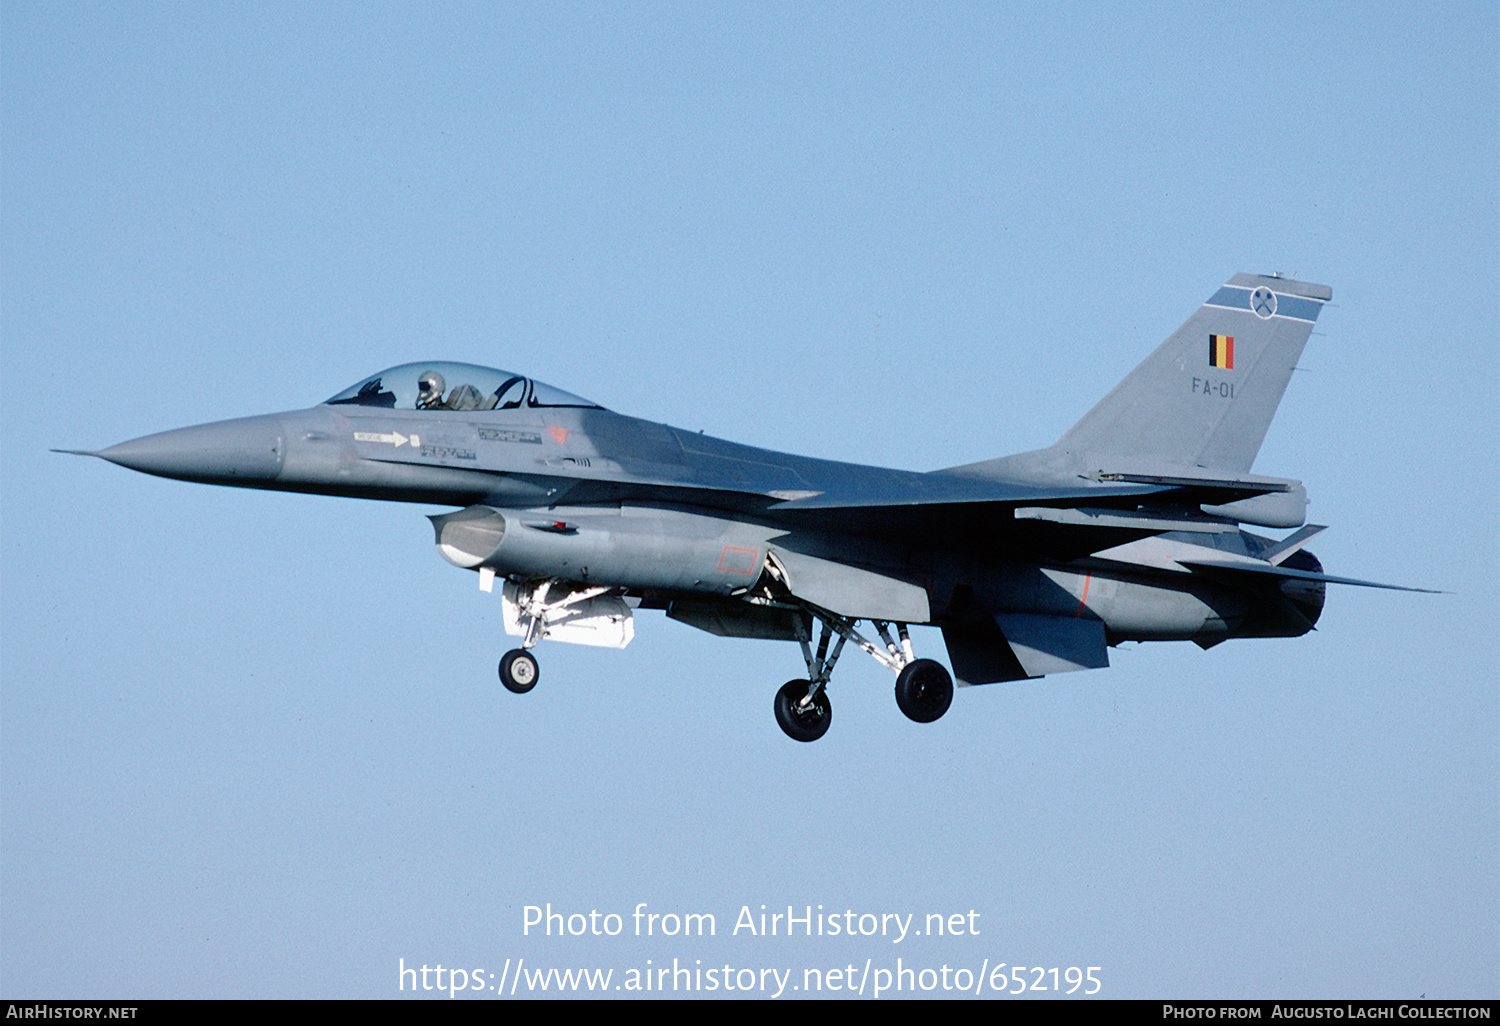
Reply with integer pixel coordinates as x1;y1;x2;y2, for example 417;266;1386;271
772;605;953;742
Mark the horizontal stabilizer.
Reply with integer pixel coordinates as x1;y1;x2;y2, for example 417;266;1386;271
1179;559;1441;593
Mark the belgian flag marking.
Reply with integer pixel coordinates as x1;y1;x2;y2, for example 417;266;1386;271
1209;334;1235;369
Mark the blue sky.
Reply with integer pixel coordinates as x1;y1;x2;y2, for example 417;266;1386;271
3;3;1496;999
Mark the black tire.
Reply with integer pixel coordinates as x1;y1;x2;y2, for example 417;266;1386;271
499;649;540;694
774;679;832;742
894;659;953;723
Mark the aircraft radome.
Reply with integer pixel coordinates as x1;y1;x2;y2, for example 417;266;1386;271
65;273;1433;741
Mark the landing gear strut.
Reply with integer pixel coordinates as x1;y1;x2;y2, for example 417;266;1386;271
497;581;547;694
492;577;634;695
767;598;954;741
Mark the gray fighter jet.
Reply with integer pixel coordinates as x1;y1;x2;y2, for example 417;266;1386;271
67;273;1431;741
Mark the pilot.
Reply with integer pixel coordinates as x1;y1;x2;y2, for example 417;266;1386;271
416;370;447;409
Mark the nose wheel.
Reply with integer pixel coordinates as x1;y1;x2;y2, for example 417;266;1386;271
499;648;539;693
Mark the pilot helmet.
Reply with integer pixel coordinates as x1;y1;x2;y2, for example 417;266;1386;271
416;370;446;408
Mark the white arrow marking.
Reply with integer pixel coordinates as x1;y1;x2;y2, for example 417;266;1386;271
353;431;412;447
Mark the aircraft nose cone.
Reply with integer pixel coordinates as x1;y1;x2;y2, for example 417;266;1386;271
98;415;285;485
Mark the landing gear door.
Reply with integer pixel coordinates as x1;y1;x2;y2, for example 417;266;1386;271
501;580;635;649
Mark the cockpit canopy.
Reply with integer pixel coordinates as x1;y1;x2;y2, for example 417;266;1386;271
324;362;602;412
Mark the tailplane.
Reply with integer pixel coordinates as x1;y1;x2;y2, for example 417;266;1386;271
1053;273;1330;474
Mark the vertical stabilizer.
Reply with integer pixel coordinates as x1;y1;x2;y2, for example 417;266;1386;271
1054;274;1330;473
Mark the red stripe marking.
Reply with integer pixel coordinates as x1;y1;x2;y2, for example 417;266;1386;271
1074;573;1092;617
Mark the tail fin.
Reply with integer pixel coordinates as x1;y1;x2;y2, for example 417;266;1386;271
1054;273;1331;474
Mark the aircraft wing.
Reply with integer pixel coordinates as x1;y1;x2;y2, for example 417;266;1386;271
756;472;1293;559
762;471;1287;512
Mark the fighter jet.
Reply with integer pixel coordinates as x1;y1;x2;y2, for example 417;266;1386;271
66;273;1431;741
